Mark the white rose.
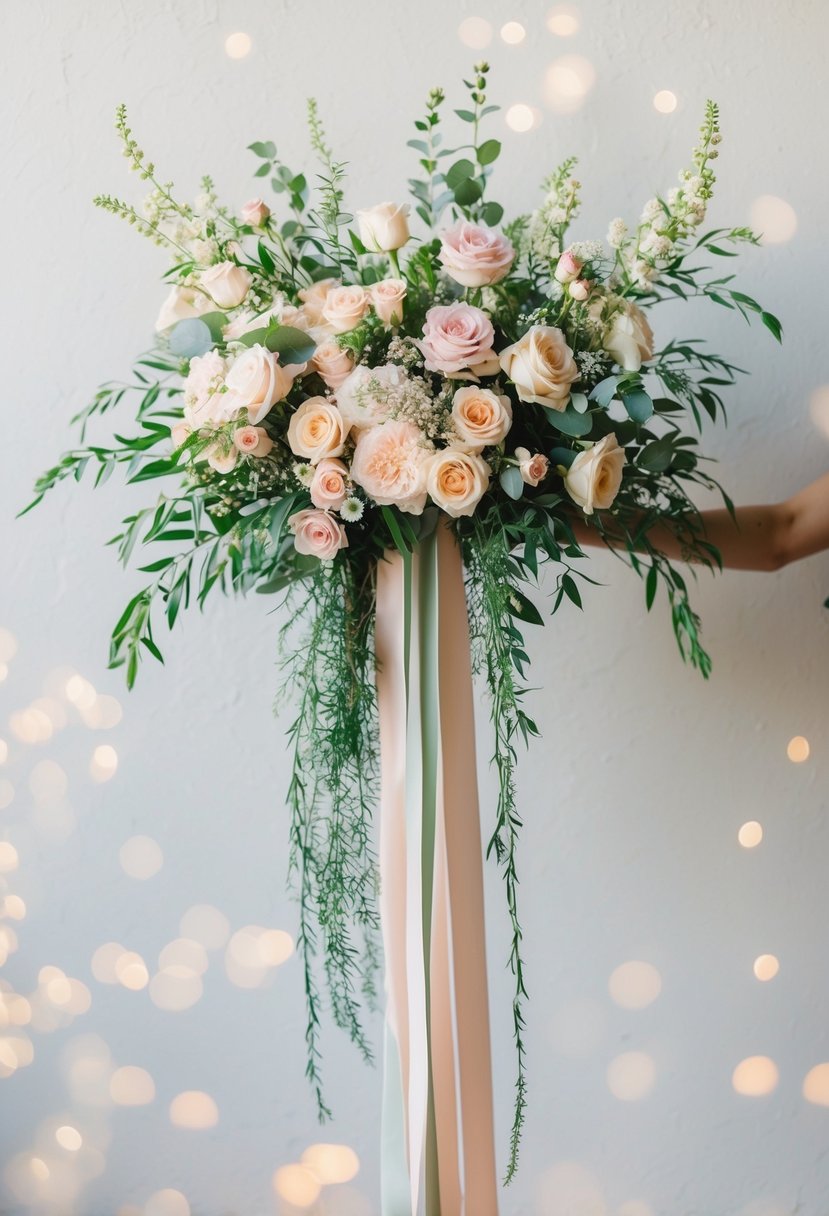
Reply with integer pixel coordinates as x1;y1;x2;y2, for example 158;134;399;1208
425;449;491;518
604;302;655;372
564;433;626;515
334;363;405;432
498;325;579;411
155;285;212;333
200;261;253;310
357;202;411;252
224;345;295;425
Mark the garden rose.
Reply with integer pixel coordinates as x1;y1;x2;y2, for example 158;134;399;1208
311;339;355;390
335;363;404;431
232;425;273;457
450;386;512;451
310;458;349;510
514;446;549;487
564;433;626;514
416;303;496;375
287;397;347;463
322;285;371;334
350;420;432;514
604;302;655;372
425;450;491;518
554;250;583;284
224;345;295;424
171;422;192;449
240;198;270;227
206;444;238;475
200;261;252;309
289;509;348;560
298;279;337;326
439;220;515;287
182;351;232;428
369;278;407;327
155;285;212;333
498;325;579;410
357;202;411;252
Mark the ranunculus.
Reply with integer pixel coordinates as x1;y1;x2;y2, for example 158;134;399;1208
182;350;233;428
350;420;432;515
287;397;347;463
425;449;491;518
564;433;626;515
232;425;273;457
439;220;515;288
289;509;349;560
554;250;583;284
514;446;549;487
200;261;253;309
369;278;407;327
206;444;238;475
240;198;270;227
310;458;349;510
416;303;496;375
224;345;296;425
298;279;338;326
604;302;655;372
155;285;212;333
498;325;579;411
311;339;355;390
357;202;411;252
322;285;371;334
450;386;512;451
335;363;404;431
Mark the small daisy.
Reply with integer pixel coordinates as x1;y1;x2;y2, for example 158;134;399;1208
340;496;365;522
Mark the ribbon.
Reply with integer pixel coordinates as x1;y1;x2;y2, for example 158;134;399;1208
376;524;499;1216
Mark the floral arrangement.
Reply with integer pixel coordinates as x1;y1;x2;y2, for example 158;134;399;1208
27;65;780;1178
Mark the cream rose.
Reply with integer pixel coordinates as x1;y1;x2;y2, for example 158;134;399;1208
604;302;655;372
439;220;515;288
233;425;273;457
182;351;233;428
298;279;338;326
155;285;212;333
357;202;411;252
498;325;579;411
450;387;512;451
240;198;270;227
224;345;296;425
425;450;491;518
350;420;432;515
289;509;349;560
200;261;253;310
322;285;371;334
287;397;347;463
334;363;404;432
514;446;549;487
311;339;355;390
369;278;407;327
206;444;238;475
564;433;626;515
310;458;349;510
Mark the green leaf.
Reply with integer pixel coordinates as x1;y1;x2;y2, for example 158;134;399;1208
621;389;654;423
543;404;593;437
761;311;783;342
477;139;501;166
445;158;476;188
248;140;276;159
454;109;476;123
645;565;658;611
507;587;544;626
561;574;582;609
481;201;504;226
253;162;271;178
499;466;524;500
264;325;317;364
258;240;275;274
569;392;589;414
453;177;483;206
589;376;620;408
549;446;576;469
638;435;674;473
381;505;414;555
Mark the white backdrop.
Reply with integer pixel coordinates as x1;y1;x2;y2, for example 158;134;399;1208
2;2;829;1214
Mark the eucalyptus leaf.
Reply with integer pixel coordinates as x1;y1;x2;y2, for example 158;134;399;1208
543;404;594;437
169;318;214;358
589;376;620;408
570;392;589;414
549;446;577;469
481;201;504;226
248;140;276;159
453;177;483;206
477;139;501;166
499;465;524;501
621;389;654;423
264;325;317;364
445;158;476;188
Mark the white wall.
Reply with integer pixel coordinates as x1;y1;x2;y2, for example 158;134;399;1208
1;2;828;1214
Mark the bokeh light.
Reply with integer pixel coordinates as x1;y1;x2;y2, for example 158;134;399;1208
273;1164;321;1207
2;895;26;920
618;1204;655;1216
608;961;662;1010
803;1063;829;1106
787;735;810;763
169;1091;219;1129
55;1126;83;1152
115;951;150;991
179;904;230;950
144;1189;190;1216
505;104;539;133
149;966;203;1012
0;738;7;764
0;780;14;811
225;925;294;988
90;744;118;783
0;843;19;874
300;1143;360;1185
738;821;763;849
536;1161;605;1213
543;55;596;113
92;942;127;985
457;17;492;49
0;629;18;664
119;836;163;880
158;939;208;976
749;195;798;244
653;89;678;113
500;21;526;44
607;1051;656;1101
224;32;252;60
546;5;580;36
753;954;780;982
29;759;68;804
732;1055;779;1096
110;1065;155;1106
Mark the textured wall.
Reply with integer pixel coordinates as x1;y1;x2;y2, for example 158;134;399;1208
1;2;829;1214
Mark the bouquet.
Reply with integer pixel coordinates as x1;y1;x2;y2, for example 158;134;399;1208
27;64;780;1184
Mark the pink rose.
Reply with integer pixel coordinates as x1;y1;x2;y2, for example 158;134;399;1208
310;458;349;510
311;340;355;390
241;198;270;227
569;278;592;302
416;303;496;375
514;446;549;487
554;250;583;284
439;220;515;288
233;425;273;457
289;509;348;560
322;285;371;334
350;420;433;515
369;278;407;327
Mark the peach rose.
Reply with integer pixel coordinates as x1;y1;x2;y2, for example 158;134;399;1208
241;198;270;227
287;397;347;463
289;509;349;560
416;302;496;375
233;425;273;457
450;386;512;451
310;458;349;510
311;339;355;390
425;450;491;518
155;285;213;333
357;203;411;252
200;261;253;310
334;364;404;432
439;220;515;288
370;278;407;327
298;279;338;326
498;325;579;411
322;285;371;334
514;446;549;487
604;302;655;372
350;420;433;515
564;433;626;514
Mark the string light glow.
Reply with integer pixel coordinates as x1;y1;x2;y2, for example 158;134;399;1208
500;21;526;44
300;1143;360;1185
119;836;163;880
272;1164;321;1207
0;843;19;874
457;17;492;49
738;821;763;848
55;1126;82;1152
803;1063;829;1106
543;55;596;113
753;954;779;982
90;744;118;783
606;1051;656;1100
169;1091;219;1129
144;1189;190;1216
224;32;252;60
608;961;662;1010
179;904;230;950
732;1055;779;1096
546;6;580;36
0;738;7;764
0;781;13;811
110;1065;155;1106
505;104;537;133
749;194;798;245
787;735;810;763
653;89;678;113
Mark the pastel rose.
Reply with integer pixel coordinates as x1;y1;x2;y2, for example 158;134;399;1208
289;509;349;560
222;304;282;341
335;363;405;432
298;279;338;326
564;433;626;515
200;261;253;310
206;444;238;475
498;325;579;411
240;198;270;227
569;278;592;302
310;458;349;510
439;220;515;288
554;250;583;284
357;202;411;252
350;420;433;515
416;302;496;375
369;278;407;327
322;285;371;334
233;425;273;457
604;302;655;372
171;421;192;449
514;446;549;487
155;285;212;333
311;339;355;390
224;345;296;425
425;449;491;518
287;397;347;463
450;386;512;451
182;351;234;428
